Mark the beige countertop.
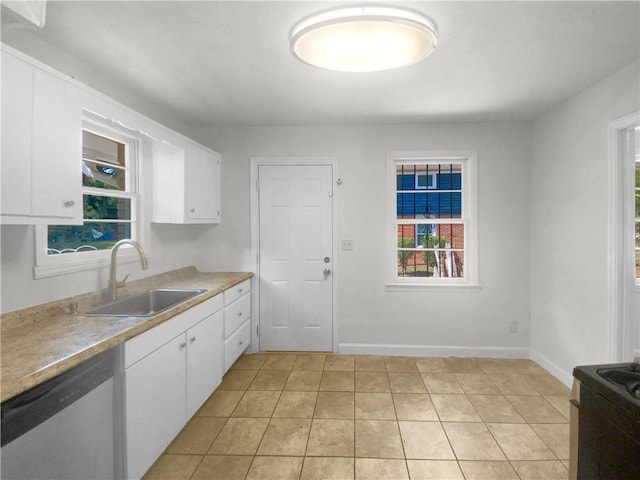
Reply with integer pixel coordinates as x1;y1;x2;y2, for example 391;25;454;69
0;267;253;403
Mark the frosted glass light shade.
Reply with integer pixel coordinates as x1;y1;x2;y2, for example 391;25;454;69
290;6;437;72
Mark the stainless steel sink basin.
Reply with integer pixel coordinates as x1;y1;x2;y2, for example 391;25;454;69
85;289;206;317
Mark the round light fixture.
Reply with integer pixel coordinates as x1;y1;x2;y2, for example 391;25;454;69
290;6;438;73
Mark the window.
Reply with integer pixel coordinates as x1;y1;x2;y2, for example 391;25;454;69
387;151;478;289
415;172;437;190
35;118;141;278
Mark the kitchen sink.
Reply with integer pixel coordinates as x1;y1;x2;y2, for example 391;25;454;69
84;289;206;317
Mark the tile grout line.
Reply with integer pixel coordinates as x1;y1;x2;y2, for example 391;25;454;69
146;354;572;479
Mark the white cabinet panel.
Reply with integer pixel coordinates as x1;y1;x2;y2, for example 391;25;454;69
186;142;220;221
31;69;82;219
224;320;251;371
1;48;82;224
1;52;33;217
186;310;223;418
224;292;251;338
224;279;251;372
151;141;185;224
124;334;187;480
223;279;251;305
152;141;221;224
222;280;252;371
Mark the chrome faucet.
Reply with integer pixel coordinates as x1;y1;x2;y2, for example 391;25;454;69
108;239;149;301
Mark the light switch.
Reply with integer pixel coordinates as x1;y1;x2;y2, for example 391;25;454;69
341;239;354;250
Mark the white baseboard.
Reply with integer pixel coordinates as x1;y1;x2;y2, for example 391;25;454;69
338;343;530;359
529;348;573;388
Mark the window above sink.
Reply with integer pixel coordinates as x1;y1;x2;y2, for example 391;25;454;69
34;114;146;279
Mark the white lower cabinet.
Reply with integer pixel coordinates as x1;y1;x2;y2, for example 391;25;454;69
122;295;223;480
224;320;251;371
124;335;187;480
223;279;252;371
186;311;224;418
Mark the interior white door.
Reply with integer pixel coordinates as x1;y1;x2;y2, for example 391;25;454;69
258;164;333;351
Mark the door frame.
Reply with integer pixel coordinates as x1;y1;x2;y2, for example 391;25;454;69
608;111;639;362
249;157;339;353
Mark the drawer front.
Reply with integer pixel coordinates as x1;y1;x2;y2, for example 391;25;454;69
224;293;251;338
223;279;250;306
224;319;250;371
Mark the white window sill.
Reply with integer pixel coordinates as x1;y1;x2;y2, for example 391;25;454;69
385;282;482;293
34;250;150;279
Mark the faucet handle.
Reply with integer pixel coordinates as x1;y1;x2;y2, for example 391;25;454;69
116;274;130;289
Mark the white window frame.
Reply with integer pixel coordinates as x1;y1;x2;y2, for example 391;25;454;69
386;150;479;291
34;116;144;278
415;172;437;190
607;112;639;362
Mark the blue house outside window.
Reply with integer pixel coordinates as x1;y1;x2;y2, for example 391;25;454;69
396;173;462;220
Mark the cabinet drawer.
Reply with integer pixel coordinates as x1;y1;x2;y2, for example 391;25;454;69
224;319;250;371
224;279;250;306
224;293;250;338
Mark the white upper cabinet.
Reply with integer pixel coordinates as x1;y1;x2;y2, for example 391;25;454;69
2;45;220;226
186;142;221;221
1;49;82;224
1;52;32;218
152;140;221;224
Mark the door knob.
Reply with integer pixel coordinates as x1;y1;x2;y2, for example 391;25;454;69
323;268;331;277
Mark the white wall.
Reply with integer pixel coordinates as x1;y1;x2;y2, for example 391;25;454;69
191;122;533;357
530;60;640;382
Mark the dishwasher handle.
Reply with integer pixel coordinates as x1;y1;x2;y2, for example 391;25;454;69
3;382;58;410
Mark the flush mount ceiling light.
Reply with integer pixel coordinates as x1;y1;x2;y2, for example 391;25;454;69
290;5;437;73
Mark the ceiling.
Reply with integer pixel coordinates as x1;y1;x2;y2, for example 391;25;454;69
2;1;639;128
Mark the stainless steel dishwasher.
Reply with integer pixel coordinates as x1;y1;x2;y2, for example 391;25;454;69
1;347;118;480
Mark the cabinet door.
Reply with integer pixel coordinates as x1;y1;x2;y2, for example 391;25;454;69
186;310;223;418
124;334;187;480
1;52;82;223
152;141;186;223
186;143;220;222
1;52;33;217
31;69;82;221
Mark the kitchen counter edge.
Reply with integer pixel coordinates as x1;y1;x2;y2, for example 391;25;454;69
1;269;253;402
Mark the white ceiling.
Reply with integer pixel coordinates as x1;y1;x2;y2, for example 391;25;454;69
2;1;639;128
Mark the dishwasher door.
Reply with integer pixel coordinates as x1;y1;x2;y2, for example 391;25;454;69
1;348;117;480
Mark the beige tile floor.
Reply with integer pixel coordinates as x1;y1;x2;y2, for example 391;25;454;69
142;354;571;480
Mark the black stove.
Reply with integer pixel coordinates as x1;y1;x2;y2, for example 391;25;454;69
573;363;640;479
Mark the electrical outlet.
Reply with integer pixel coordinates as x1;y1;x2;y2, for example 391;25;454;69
508;321;518;334
341;239;354;250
